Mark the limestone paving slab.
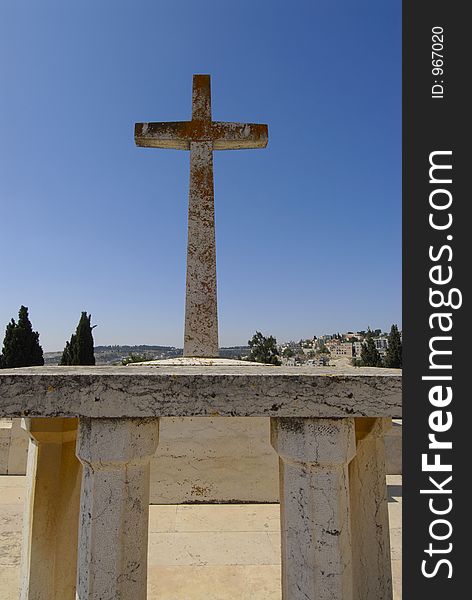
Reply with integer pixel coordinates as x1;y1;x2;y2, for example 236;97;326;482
0;475;402;599
0;486;24;505
0;531;22;566
0;475;25;488
243;565;282;600
148;505;178;533
148;530;280;567
147;565;249;600
0;504;22;534
175;503;280;532
0;565;19;600
0;365;401;419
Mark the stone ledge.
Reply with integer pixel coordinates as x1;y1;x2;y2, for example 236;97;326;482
0;366;401;419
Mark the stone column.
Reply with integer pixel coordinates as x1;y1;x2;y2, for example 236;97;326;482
183;139;219;357
350;418;393;600
20;417;81;600
271;417;356;600
75;417;159;600
8;418;29;474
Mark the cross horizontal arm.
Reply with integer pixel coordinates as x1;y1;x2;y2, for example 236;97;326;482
135;121;268;151
135;122;192;150
212;122;268;150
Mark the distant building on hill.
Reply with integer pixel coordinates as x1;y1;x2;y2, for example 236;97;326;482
328;341;353;358
373;337;389;357
353;341;363;357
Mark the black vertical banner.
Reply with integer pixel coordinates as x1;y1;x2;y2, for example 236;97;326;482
403;2;469;598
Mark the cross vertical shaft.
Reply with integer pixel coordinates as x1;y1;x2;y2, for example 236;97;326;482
185;139;218;356
185;75;217;356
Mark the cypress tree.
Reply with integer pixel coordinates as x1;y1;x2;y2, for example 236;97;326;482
75;313;95;365
0;306;44;368
60;312;95;366
385;324;402;368
0;320;15;368
60;338;74;366
360;328;383;367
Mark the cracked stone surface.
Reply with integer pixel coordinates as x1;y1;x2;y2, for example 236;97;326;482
350;418;393;599
271;418;356;600
184;139;218;357
76;418;159;600
0;366;401;419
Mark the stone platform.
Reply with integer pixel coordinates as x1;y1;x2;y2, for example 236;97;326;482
0;365;401;600
0;365;401;418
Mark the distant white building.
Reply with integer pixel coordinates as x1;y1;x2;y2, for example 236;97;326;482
353;341;363;357
374;337;389;356
353;337;388;358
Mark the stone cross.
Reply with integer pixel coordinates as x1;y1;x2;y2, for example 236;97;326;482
135;75;268;357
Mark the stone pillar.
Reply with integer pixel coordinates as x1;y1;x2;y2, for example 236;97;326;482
0;419;12;474
75;417;159;600
271;417;356;600
8;418;29;474
350;418;393;600
20;417;81;600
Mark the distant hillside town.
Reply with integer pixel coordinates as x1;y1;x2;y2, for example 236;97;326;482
41;328;401;368
1;306;400;369
277;328;402;367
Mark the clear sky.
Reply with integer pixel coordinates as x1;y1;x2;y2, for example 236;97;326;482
0;0;401;352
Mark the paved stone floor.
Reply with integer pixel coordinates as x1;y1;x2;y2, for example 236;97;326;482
0;475;402;599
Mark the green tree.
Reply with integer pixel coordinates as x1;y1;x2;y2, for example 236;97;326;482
360;329;383;367
122;352;154;365
0;306;44;368
248;331;281;365
60;312;96;366
282;347;294;358
0;321;15;369
60;336;76;366
385;324;402;368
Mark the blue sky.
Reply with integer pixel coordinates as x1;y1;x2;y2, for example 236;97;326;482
0;1;401;352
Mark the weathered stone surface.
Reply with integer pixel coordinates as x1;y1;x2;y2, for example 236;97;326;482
135;75;268;357
0;420;11;474
7;419;29;475
0;366;402;419
20;418;81;600
76;417;159;600
271;418;356;600
134;120;268;150
184;139;218;357
385;419;402;475
1;419;29;475
150;417;279;503
350;418;393;600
